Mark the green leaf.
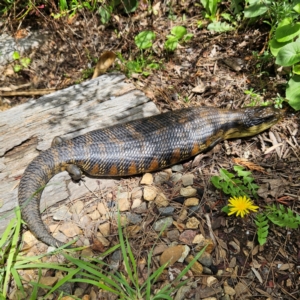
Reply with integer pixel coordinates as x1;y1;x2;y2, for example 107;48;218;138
183;33;194;42
276;41;300;66
293;64;300;74
244;1;269;18
13;65;22;72
135;31;156;50
207;21;235;32
286;75;300;110
269;39;289;57
171;26;187;40
275;21;300;43
221;206;230;214
12;51;20;60
293;3;300;13
20;57;31;68
164;36;179;51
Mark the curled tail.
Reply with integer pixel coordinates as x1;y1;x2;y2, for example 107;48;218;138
18;148;67;247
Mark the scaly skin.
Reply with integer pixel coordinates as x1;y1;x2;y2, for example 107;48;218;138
18;106;284;247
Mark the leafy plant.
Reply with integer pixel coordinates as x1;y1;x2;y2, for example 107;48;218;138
12;51;31;72
211;165;259;198
242;0;300;110
254;213;269;245
164;26;193;51
135;31;156;50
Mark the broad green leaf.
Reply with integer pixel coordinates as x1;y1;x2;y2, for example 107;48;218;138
286;75;300;110
164;36;178;51
207;21;234;32
183;33;193;42
123;0;138;13
276;41;300;66
171;26;187;40
269;39;289;56
275;21;300;43
135;31;156;50
244;1;269;18
293;64;300;74
293;3;300;13
12;51;20;60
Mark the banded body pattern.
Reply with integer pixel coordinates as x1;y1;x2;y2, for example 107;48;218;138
18;106;283;247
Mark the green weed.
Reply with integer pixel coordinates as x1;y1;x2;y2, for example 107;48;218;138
164;26;193;52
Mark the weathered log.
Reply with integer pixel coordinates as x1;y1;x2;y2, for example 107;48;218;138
0;73;159;234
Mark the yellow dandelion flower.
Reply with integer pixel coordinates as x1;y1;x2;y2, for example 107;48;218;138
228;196;259;218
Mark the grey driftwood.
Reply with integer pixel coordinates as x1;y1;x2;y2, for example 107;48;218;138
0;72;159;235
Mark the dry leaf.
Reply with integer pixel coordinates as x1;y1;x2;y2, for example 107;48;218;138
92;51;116;78
232;158;268;174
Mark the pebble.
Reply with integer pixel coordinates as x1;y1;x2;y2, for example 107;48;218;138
167;229;180;241
181;174;194;186
180;186;197;197
179;230;197;245
132;202;147;213
97;202;108;215
186;217;200;229
155;192;169;207
195;238;215;254
88;210;100;220
140;173;153;185
198;251;213;267
98;222;110;236
178;209;188;222
158;206;175;216
153;244;168;256
70;201;84;214
174;285;191;300
131;187;143;200
160;245;189;266
143;186;157;201
171;173;182;183
172;164;184;172
203;267;213;274
153;217;173;231
184;197;199;206
53;205;72;221
111;249;122;262
224;284;236;296
126;212;142;224
196;286;223;298
185;255;203;275
59;222;81;237
206;276;218;287
154;171;170;184
117;196;131;211
131;198;142;209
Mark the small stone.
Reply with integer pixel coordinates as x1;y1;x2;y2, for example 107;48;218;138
59;222;81;237
154;172;170;184
203;267;213;274
179;230;197;245
133;202;147;213
97;202;108;215
95;235;110;246
186;217;200;229
160;245;186;266
53;206;72;221
171;173;182;183
192;234;205;244
158;206;175;216
174;285;191;300
185;255;203;275
224;284;236;296
79;215;92;228
117;192;131;211
195;238;215;254
179;245;190;262
155;192;169;207
235;282;251;298
198;251;213;267
131;198;142;209
88;210;100;220
23;231;39;247
153;217;173;231
70;201;84;214
39;276;58;286
131;187;143;200
126;212;142;224
153;244;168;256
180;186;197;197
140;173;153;185
178;209;188;222
184;197;199;207
196;286;223;298
167;229;180;241
111;249;122;262
98;222;110;236
206;276;218;287
172;164;184;172
124;225;141;236
181;174;194;186
143;186;157;201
